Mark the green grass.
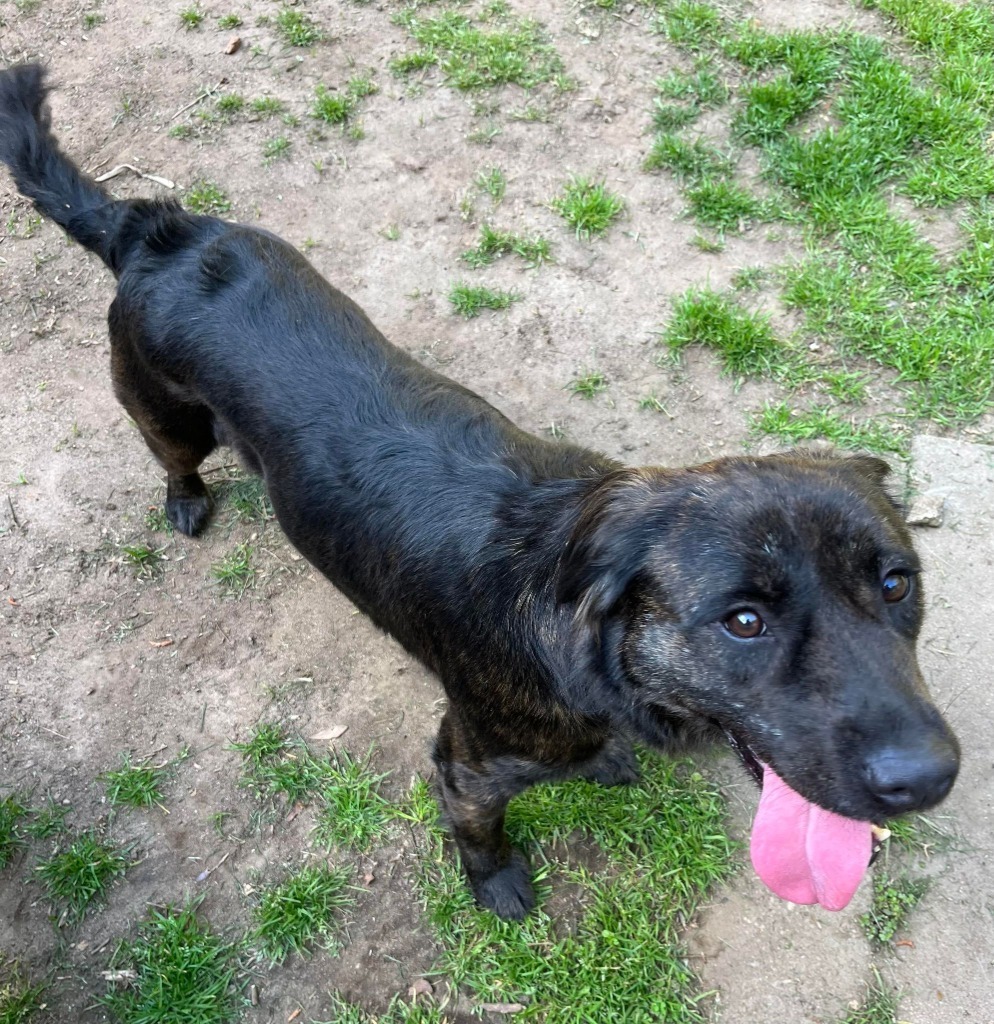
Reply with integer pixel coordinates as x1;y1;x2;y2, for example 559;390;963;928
311;750;393;852
391;10;563;90
262;135;292;164
36;832;131;925
0;795;29;869
312;85;352;124
859;873;931;947
656;1;724;51
413;752;732;1023
0;964;46;1024
643;134;731;179
552;177;625;238
233;726;395;850
184;180;231;216
752;402;909;457
663;288;786;378
217;13;242;30
215;92;245;115
685;178;764;232
476;165;507;204
216;475;273;523
320;993;449;1024
120;543;165;579
567;371;607;400
462;224;551;268
100;749;187;811
275;6;322;46
179;6;204;30
253;863;354;963
210;543;256;595
102;902;242;1024
449;282;521;318
839;976;899;1024
250;96;286;118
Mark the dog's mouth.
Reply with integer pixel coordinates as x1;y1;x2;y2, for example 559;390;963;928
723;728;887;911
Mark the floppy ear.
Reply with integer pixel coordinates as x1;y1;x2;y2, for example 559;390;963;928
841;453;891;488
556;469;665;621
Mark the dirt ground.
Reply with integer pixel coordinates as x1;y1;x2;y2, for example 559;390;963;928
1;1;991;1021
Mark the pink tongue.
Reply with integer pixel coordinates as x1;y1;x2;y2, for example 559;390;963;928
750;764;872;911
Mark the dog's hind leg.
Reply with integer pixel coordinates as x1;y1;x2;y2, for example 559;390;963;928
109;306;217;536
433;714;537;921
580;734;641;787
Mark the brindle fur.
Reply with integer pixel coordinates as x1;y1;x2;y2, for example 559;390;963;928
0;65;960;920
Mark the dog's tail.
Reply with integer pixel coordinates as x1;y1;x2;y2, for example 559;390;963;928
0;63;176;277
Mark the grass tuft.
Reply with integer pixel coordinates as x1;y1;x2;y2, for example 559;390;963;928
752;401;909;457
253;863;354;963
449;282;521;318
184;180;232;216
311;750;393;852
566;371;607;400
36;832;131;925
275;6;322;47
210;543;256;595
0;795;29;869
462;223;551;269
179;6;204;31
102;901;242;1024
0;963;46;1024
552;177;625;238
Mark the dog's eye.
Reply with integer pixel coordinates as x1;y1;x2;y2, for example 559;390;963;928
882;571;911;603
724;609;766;639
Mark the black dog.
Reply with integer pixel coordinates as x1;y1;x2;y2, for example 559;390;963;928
0;65;960;919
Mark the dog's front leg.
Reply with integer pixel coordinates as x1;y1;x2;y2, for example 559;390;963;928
433;715;536;921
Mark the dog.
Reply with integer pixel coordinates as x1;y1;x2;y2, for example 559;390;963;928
0;64;960;920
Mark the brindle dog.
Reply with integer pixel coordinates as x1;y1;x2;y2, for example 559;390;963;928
0;65;960;920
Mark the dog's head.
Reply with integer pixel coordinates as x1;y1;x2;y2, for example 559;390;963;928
558;451;960;908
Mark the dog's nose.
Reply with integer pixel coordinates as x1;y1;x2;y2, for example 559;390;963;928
862;743;959;813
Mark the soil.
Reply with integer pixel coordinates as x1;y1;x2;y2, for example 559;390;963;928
1;1;991;1022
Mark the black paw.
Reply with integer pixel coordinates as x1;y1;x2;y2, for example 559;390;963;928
585;740;641;787
166;474;213;536
471;851;535;921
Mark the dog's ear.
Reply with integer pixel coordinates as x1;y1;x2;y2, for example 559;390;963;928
841;453;891;488
557;469;665;621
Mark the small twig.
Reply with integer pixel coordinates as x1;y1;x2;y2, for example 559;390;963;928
169;81;225;121
40;725;70;740
7;495;20;529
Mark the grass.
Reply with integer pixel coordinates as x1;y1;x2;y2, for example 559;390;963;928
250;96;285;118
217;13;242;29
253;863;354;963
753;402;909;457
100;749;187;811
449;282;521;318
859;873;931;947
215;92;245;115
0;964;46;1024
23;797;70;840
552;177;625;238
312;85;352;125
210;543;256;595
263;136;292;164
0;795;28;868
311;750;393;852
476;165;506;204
216;475;273;523
179;6;204;30
839;976;899;1024
461;224;551;268
120;543;165;579
102;901;242;1024
641;9;994;425
321;994;449;1024
412;752;732;1023
35;832;131;925
391;9;563;90
567;371;607;400
663;288;786;378
184;180;231;216
233;725;395;850
275;6;322;47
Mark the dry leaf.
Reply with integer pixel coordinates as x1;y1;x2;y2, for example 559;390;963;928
481;1003;526;1015
311;724;348;741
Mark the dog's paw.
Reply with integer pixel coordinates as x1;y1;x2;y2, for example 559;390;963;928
166;474;213;536
472;851;535;921
585;740;641;787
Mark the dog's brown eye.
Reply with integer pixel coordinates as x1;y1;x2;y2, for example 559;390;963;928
724;609;765;639
882;572;910;603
